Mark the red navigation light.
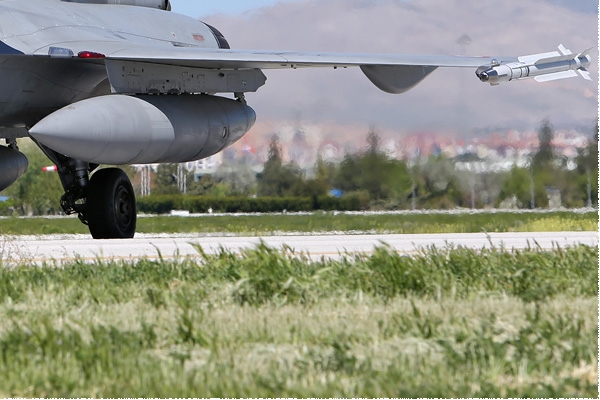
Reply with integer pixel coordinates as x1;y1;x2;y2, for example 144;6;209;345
78;51;106;59
42;165;58;172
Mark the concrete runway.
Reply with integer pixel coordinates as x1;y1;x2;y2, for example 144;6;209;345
0;231;596;265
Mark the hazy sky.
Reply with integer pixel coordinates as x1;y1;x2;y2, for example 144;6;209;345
170;0;295;17
170;0;598;18
169;0;598;137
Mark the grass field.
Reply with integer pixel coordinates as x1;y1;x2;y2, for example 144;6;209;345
0;209;596;235
0;243;597;397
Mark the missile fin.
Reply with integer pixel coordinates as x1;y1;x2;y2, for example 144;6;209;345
558;44;572;55
519;45;592;65
533;70;578;82
578;68;592;81
533;52;577;65
518;51;560;64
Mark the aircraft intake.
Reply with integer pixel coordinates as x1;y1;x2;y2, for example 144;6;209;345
0;146;28;192
29;95;255;165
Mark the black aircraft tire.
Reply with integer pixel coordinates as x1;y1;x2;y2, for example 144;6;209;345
86;168;137;239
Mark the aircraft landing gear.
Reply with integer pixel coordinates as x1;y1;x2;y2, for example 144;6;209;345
33;142;136;239
86;168;136;239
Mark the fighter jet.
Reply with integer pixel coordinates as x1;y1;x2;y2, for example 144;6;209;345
0;0;592;238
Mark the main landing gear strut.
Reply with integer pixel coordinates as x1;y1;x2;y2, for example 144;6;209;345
37;143;136;239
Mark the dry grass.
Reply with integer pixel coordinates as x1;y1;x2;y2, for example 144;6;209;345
0;244;596;397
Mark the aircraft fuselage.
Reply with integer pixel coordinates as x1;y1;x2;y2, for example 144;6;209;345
0;56;108;128
0;0;221;129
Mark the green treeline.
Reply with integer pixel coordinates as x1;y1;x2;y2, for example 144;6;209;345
136;121;599;214
137;194;362;214
1;120;598;215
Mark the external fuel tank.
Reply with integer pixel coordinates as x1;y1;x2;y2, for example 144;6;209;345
29;94;256;165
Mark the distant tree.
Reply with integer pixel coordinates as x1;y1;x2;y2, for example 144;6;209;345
532;119;555;168
498;165;548;209
414;155;464;208
360;129;390;200
526;119;561;208
582;121;599;168
153;163;180;195
214;163;257;196
314;155;336;187
574;121;599;207
335;129;411;207
366;127;381;156
295;155;332;199
3;140;63;215
336;154;361;192
265;135;283;167
478;171;505;207
257;135;304;197
187;174;215;195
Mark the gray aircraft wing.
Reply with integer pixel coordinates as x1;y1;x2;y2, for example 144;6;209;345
23;26;590;95
106;48;592;95
30;40;512;94
105;46;510;94
104;45;592;93
105;46;501;69
43;42;589;94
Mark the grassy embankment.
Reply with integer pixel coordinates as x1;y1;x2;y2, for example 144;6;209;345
0;210;596;235
0;243;597;397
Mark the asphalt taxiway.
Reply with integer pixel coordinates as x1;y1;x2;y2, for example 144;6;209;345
0;231;596;265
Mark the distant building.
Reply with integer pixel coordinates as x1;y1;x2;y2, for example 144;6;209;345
189;154;222;178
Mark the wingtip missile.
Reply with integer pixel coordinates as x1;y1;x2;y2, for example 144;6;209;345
476;44;593;85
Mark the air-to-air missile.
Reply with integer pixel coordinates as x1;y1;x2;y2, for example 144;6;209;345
476;44;591;85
